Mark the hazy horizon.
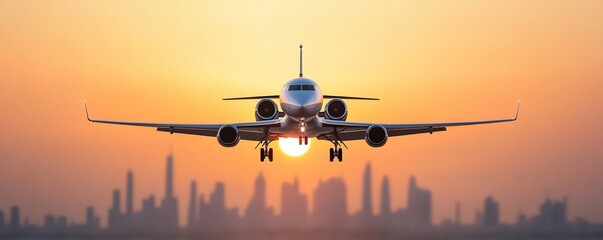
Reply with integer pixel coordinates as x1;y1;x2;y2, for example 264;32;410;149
1;0;602;227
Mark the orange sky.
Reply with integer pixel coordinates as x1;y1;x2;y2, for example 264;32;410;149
1;1;602;226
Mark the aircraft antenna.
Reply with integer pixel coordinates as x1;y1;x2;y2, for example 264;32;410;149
299;44;303;77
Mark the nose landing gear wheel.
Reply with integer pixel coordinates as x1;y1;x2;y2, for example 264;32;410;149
304;136;308;145
268;148;273;162
338;148;343;162
299;136;303;145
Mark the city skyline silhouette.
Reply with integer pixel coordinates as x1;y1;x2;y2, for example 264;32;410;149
0;151;587;237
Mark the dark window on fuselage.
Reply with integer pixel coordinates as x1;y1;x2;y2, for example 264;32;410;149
302;85;315;91
288;85;302;91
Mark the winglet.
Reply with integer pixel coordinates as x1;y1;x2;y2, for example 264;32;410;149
84;101;91;121
513;100;521;121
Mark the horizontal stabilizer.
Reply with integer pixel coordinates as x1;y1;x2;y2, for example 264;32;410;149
323;95;379;100
222;95;279;100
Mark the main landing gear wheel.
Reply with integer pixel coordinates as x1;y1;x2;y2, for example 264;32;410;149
260;148;265;162
268;148;273;162
327;128;346;162
299;136;303;145
258;129;275;162
329;148;335;162
304;136;308;145
259;147;273;162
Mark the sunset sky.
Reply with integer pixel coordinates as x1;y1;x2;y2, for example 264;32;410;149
1;1;602;226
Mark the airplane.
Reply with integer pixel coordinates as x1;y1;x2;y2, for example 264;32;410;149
85;44;520;162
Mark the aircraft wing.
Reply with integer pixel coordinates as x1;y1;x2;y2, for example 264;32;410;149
319;102;520;141
84;103;280;141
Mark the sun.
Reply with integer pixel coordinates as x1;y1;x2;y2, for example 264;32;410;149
279;137;311;157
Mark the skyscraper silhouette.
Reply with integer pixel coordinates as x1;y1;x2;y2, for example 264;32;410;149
379;175;392;228
108;189;122;230
44;214;56;231
126;170;134;223
380;175;391;217
85;206;100;230
244;173;274;228
455;202;461;225
138;194;158;231
483;196;500;227
160;152;179;231
535;196;568;229
361;162;373;221
407;176;432;227
0;210;5;232
313;178;348;228
281;177;308;228
9;206;20;232
188;180;197;228
198;182;239;230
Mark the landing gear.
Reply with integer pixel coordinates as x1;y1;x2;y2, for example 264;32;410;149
326;128;346;162
258;129;276;162
329;147;343;162
260;146;274;162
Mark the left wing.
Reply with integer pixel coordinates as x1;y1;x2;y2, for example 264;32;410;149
319;102;520;141
84;103;280;141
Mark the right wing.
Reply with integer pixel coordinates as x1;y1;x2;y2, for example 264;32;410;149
84;103;280;141
319;102;520;141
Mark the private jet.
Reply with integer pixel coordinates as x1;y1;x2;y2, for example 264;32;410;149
85;45;519;162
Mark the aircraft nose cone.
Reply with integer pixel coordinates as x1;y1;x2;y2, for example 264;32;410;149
294;94;314;107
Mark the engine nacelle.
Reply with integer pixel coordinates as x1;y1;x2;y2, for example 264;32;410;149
255;99;279;121
365;125;388;147
325;99;348;121
217;125;240;147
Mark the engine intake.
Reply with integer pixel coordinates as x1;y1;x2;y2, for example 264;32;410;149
217;125;240;147
365;125;388;147
325;99;348;121
255;99;279;121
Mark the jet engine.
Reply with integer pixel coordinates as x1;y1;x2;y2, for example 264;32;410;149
365;125;388;147
325;99;348;121
217;125;240;147
255;99;279;121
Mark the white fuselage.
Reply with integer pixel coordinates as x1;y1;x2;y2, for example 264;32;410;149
272;77;331;138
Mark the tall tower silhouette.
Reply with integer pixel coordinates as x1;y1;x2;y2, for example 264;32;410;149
165;153;174;198
281;177;308;227
380;175;391;217
160;151;179;231
108;189;122;230
9;206;19;231
126;170;134;221
361;162;373;219
188;180;197;228
484;196;499;227
455;202;461;225
244;172;274;228
407;176;432;226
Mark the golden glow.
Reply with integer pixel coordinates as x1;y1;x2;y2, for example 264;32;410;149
278;137;311;157
0;0;602;225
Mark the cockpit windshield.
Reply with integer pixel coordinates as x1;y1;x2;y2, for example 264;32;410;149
288;85;315;91
288;85;302;91
302;85;315;91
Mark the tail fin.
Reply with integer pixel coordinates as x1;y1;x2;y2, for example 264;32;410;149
299;44;303;77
